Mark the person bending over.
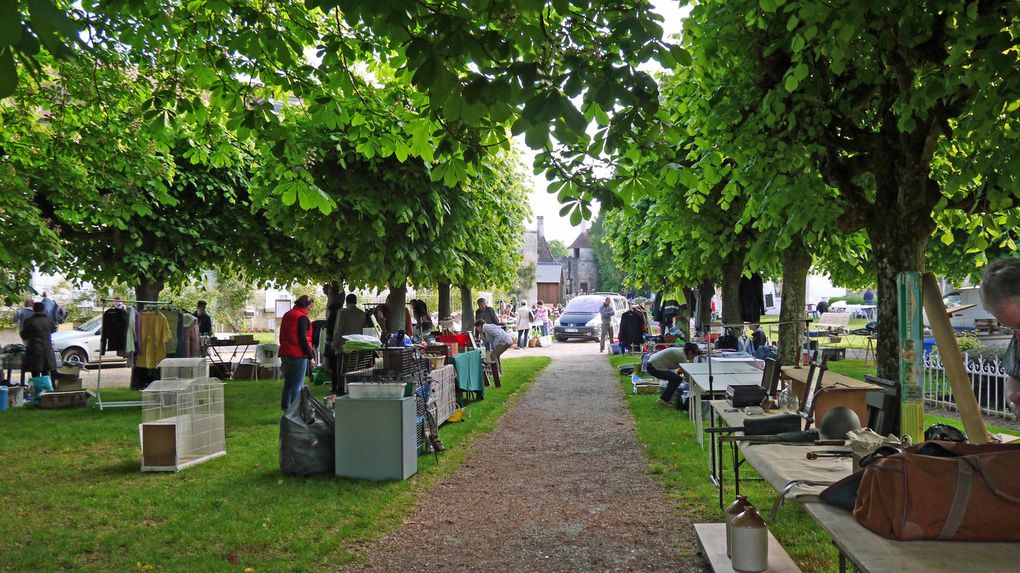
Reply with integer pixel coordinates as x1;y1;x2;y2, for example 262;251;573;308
647;342;701;408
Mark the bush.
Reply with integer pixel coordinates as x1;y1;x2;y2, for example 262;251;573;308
830;295;866;305
956;332;982;353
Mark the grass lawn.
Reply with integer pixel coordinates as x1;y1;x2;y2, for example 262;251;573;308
0;356;550;572
612;355;1020;573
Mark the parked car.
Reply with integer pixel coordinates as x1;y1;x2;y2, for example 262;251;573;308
51;315;127;365
553;294;627;342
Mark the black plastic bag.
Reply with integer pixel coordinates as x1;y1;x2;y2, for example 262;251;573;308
280;386;335;476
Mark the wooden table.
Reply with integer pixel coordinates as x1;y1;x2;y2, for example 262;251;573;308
781;366;881;425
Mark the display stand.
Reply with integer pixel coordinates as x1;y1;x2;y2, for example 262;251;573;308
96;298;173;411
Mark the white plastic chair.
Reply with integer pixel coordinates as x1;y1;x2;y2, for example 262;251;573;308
255;343;281;380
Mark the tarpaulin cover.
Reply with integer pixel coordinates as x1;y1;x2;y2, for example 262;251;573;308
279;387;335;476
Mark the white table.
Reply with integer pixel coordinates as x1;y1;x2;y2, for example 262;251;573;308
689;371;765;446
681;362;762;376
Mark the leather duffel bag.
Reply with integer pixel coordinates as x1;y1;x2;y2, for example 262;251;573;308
854;441;1020;541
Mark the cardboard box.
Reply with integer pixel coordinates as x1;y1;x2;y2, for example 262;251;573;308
38;390;91;409
441;342;459;356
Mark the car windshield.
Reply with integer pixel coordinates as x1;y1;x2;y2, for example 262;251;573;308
564;297;605;313
75;316;102;331
943;292;963;308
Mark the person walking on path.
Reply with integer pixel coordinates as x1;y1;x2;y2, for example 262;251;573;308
515;301;532;349
599;296;615;353
20;302;57;379
278;295;316;411
646;342;701;407
474;320;512;380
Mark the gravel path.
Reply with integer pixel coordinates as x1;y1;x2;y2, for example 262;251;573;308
345;342;702;572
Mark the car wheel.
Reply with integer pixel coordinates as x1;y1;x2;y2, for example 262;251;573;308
61;347;88;365
556;336;568;342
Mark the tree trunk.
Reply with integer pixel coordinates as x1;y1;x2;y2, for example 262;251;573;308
438;281;452;320
325;281;342;311
695;281;714;334
136;277;164;307
720;256;743;327
385;283;408;333
679;287;696;339
870;226;930;381
778;239;811;367
459;285;474;331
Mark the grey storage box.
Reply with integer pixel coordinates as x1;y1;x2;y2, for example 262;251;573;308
335;396;417;481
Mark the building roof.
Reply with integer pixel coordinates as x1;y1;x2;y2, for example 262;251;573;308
568;229;592;250
536;262;563;284
536;235;555;262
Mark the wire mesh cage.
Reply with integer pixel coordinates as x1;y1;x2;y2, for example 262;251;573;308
428;364;457;425
139;376;225;471
159;357;210;380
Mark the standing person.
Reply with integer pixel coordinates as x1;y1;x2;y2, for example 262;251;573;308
980;258;1020;416
515;301;532;349
39;292;59;323
13;298;34;331
331;293;369;395
534;300;550;337
195;300;213;336
278;295;316;411
476;297;499;324
647;342;701;408
20;302;57;380
862;288;875;306
599;296;615;353
474;320;513;381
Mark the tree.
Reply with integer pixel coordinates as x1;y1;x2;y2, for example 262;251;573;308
588;212;625;293
547;240;568;259
677;0;1020;378
513;263;537;300
1;52;266;302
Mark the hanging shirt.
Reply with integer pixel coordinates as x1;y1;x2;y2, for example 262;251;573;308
138;312;172;368
101;307;129;352
125;306;138;355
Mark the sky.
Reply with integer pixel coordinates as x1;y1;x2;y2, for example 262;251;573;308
523;0;690;245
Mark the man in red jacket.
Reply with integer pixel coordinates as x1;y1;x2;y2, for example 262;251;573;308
279;295;316;410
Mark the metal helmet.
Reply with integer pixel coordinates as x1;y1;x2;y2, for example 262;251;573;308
818;407;862;440
924;423;968;443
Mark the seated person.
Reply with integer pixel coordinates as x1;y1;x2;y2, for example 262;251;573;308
646;342;701;408
714;328;741;351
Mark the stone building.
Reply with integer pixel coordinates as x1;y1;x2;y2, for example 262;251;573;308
519;218;599;305
560;222;599;296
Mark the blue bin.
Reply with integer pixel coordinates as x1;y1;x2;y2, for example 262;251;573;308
0;387;8;412
922;337;937;356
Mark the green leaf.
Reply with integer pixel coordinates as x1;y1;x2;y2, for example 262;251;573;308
784;75;799;92
0;2;21;44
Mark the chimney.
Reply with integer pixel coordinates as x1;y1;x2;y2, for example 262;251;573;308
537;216;545;239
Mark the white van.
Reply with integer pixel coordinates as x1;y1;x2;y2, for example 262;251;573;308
932;286;996;331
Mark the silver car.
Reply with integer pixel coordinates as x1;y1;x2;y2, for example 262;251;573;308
51;315;127;364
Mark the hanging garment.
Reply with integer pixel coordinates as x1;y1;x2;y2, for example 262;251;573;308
100;307;129;352
138;312;172;368
618;310;646;350
739;273;766;323
181;314;201;358
159;310;181;356
125;306;138;355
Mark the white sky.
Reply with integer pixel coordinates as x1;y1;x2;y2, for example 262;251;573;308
523;0;689;244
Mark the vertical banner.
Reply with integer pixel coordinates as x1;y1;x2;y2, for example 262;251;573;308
898;272;924;443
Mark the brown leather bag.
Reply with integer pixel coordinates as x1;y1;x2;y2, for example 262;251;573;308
854;441;1020;541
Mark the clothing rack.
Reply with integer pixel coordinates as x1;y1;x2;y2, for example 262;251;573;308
95;298;174;411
